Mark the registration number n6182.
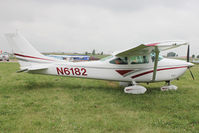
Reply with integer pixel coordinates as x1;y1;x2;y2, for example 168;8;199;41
56;67;87;76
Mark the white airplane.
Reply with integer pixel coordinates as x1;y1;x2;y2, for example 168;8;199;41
5;32;194;94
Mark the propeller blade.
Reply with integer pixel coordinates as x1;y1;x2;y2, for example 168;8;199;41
188;67;195;80
187;45;190;62
186;45;194;80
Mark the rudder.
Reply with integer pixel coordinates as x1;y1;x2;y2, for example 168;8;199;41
5;32;57;69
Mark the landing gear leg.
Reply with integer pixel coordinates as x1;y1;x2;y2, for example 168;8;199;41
166;81;170;86
124;80;147;94
160;81;178;91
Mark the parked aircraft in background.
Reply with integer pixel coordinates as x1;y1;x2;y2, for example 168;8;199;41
45;55;90;61
192;59;199;64
5;32;194;94
0;52;9;61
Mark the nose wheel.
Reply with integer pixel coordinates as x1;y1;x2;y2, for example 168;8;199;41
124;81;147;94
160;81;178;91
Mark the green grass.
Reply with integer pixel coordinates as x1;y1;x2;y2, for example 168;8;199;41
0;62;199;133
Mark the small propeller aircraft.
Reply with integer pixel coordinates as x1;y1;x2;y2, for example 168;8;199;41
5;32;194;94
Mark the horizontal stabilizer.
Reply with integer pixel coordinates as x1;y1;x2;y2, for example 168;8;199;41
17;68;28;73
17;64;50;73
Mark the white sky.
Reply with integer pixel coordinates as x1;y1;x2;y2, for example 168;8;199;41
0;0;199;56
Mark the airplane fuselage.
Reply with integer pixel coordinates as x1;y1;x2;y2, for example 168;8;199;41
30;57;190;83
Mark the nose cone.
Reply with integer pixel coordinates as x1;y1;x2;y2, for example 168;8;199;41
187;62;194;67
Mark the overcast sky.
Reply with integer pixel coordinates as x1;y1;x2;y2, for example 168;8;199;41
0;0;199;56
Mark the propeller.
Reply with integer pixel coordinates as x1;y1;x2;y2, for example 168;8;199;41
187;45;190;62
187;44;195;80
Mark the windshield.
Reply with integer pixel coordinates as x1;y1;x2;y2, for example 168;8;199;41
151;52;164;62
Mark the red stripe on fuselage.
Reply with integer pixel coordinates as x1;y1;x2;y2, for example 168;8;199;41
14;53;54;61
131;66;187;79
145;43;160;46
116;70;133;76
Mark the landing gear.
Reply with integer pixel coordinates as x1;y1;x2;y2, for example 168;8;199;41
124;81;147;94
119;82;131;87
160;81;178;91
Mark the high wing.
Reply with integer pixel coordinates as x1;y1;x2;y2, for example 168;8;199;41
113;41;188;57
113;41;188;81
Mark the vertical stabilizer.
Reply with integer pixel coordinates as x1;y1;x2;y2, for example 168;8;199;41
5;32;57;69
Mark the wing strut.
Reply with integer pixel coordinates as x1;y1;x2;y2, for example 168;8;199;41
152;46;160;81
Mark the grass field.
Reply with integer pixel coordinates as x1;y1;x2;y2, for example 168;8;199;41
0;62;199;133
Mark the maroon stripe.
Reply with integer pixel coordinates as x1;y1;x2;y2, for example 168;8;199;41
116;70;133;76
131;66;187;79
14;53;54;61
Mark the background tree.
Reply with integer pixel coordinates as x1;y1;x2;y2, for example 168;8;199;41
197;55;199;58
192;54;195;58
92;49;95;55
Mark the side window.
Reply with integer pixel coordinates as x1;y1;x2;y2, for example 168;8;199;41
110;57;128;65
129;56;149;64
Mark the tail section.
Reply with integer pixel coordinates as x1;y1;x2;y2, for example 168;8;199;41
5;32;58;70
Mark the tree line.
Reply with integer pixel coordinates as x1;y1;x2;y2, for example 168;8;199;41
85;49;103;55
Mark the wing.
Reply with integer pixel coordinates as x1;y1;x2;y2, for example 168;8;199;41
113;41;188;81
113;41;188;57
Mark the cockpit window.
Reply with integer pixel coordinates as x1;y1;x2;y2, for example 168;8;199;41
129;56;149;64
151;52;164;62
110;56;149;65
110;57;128;64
